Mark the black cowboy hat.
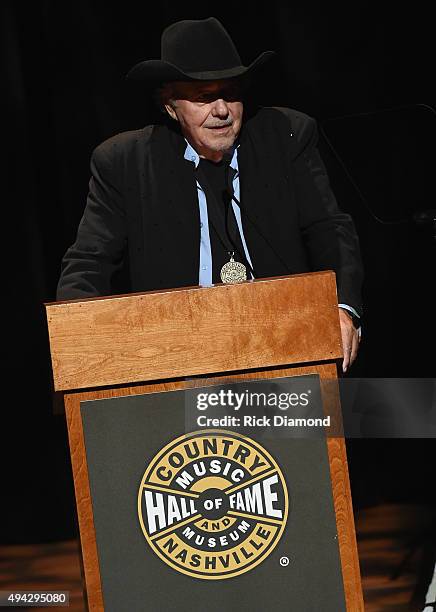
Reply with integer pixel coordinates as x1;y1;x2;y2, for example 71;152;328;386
126;17;275;82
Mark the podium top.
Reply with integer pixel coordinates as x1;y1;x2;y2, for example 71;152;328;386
45;272;342;391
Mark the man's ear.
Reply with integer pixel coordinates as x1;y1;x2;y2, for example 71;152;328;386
165;104;178;121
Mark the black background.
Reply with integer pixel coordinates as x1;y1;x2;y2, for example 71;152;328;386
3;1;435;544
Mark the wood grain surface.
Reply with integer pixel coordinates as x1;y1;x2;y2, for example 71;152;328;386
64;394;104;612
46;273;342;391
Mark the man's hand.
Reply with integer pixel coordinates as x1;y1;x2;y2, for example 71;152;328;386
339;308;360;373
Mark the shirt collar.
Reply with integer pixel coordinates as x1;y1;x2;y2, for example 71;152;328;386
183;139;240;174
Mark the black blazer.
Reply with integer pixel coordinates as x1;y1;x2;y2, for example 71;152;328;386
57;107;363;315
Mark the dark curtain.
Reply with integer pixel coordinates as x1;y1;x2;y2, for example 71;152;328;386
3;0;434;542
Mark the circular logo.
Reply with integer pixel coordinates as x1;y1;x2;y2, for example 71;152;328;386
138;430;288;580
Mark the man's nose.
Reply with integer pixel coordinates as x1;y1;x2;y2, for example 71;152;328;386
211;98;229;117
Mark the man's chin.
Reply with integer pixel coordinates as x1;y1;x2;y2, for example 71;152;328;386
204;136;237;153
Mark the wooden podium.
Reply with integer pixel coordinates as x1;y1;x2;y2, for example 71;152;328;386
46;272;363;612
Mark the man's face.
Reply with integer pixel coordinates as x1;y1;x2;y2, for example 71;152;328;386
164;79;244;162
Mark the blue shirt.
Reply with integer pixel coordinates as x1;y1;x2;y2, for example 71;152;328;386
183;141;360;322
184;140;253;286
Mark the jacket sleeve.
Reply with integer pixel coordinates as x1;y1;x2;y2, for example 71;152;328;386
291;114;364;316
56;142;127;300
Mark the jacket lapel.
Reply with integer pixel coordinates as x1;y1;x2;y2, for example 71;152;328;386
146;125;200;288
237;119;291;278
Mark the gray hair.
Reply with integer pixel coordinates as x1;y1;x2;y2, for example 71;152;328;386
153;82;178;114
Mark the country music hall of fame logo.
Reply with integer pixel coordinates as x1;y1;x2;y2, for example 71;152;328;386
137;430;289;579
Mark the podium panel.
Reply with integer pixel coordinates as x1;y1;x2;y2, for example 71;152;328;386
65;364;362;611
47;274;363;610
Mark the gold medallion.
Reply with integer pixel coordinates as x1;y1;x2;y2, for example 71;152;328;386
220;254;247;284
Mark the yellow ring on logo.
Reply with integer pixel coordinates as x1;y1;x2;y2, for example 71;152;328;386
138;430;289;580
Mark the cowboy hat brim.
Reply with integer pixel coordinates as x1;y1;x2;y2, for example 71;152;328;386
126;50;275;82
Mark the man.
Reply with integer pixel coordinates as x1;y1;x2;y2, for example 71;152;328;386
57;17;363;372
